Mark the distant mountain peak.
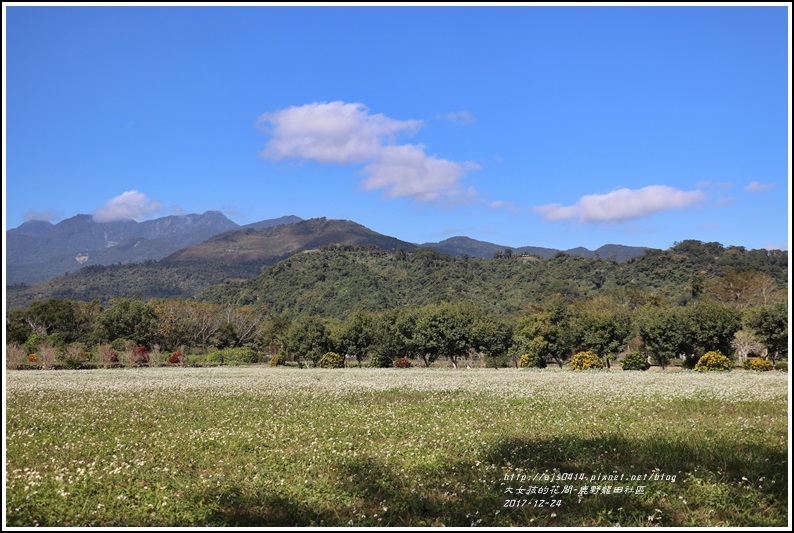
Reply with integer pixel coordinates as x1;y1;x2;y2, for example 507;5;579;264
166;216;414;266
6;211;300;285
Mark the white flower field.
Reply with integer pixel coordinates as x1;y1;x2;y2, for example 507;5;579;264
5;366;789;527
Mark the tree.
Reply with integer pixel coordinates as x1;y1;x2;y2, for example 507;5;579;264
6;309;33;345
637;305;692;369
184;302;223;347
213;322;239;349
690;274;705;299
414;304;458;368
92;298;157;347
151;299;223;350
283;316;330;367
471;313;512;368
6;342;27;370
414;302;480;369
571;298;632;368
507;334;532;368
338;311;377;367
20;299;81;343
223;305;264;347
516;296;574;368
731;329;764;365
686;299;741;363
706;269;779;309
257;311;292;358
150;299;194;350
746;300;788;364
73;300;103;342
373;307;421;363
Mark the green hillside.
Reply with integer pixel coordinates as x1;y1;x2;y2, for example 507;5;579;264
164;217;415;266
7;236;787;319
6;218;416;310
200;240;788;320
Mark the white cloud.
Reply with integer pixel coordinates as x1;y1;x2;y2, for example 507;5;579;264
93;190;162;222
744;181;774;192
534;185;707;224
715;196;737;206
260;101;421;164
259;101;479;202
361;144;480;201
490;200;522;213
439;110;476;125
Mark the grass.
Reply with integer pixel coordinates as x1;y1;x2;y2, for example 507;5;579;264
5;366;789;527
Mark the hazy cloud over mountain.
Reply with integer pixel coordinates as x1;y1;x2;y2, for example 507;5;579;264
93;190;163;222
24;210;61;222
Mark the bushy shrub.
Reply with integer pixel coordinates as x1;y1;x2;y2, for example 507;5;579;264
569;351;604;371
693;350;732;372
519;353;540;368
168;350;185;365
148;345;165;367
621;352;650;371
24;334;43;357
269;354;286;367
61;343;90;369
190;348;257;366
110;338;127;352
743;357;773;371
222;347;259;365
203;351;225;365
394;357;412;368
129;345;150;366
319;351;344;369
38;341;57;370
98;345;119;369
6;343;27;370
774;361;787;372
369;353;393;368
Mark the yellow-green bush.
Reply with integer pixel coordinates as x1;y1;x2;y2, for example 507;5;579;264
319;351;344;369
519;353;544;368
269;354;286;367
694;350;732;372
743;357;773;372
569;351;604;371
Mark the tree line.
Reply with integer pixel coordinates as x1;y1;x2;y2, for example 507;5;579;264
6;291;787;370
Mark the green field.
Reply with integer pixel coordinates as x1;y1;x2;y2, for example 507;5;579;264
5;367;789;527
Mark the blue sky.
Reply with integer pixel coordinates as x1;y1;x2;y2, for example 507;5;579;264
3;4;791;251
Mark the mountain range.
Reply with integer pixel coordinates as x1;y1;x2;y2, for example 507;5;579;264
6;211;650;287
5;212;788;313
5;212;301;285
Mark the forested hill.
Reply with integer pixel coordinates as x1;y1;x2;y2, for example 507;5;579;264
163;217;416;267
419;236;648;262
199;240;788;320
6;218;415;310
6;238;786;316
